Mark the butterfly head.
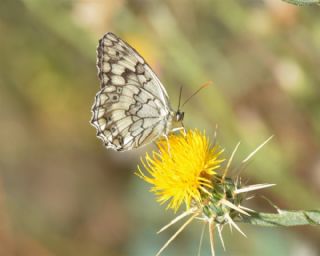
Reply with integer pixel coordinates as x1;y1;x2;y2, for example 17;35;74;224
170;110;185;131
173;86;185;126
175;110;184;122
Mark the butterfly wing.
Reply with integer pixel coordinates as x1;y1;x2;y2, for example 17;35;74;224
91;32;172;151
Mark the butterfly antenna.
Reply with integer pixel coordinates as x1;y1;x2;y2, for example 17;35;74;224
177;86;183;111
181;81;212;108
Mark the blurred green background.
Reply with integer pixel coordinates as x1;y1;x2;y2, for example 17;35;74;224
0;0;319;255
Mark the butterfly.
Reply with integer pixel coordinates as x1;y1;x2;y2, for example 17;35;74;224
91;32;184;151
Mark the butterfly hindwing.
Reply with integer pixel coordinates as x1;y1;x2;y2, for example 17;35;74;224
91;32;172;151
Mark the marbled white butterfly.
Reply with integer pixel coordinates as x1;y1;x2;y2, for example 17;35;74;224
91;32;184;151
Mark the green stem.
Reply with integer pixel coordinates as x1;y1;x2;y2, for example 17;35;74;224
282;0;320;5
239;209;320;227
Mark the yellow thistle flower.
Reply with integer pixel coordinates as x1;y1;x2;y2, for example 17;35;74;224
137;130;225;212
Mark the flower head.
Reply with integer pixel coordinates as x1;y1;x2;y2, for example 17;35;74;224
137;130;275;256
137;130;225;212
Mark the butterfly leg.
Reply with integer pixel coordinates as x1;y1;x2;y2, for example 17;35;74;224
181;121;186;135
171;125;186;136
162;134;172;157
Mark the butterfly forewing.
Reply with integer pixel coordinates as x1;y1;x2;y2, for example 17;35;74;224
91;32;173;151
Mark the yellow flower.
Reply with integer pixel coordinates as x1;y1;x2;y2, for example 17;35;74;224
137;130;225;212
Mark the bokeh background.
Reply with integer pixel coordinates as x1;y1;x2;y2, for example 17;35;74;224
1;0;320;255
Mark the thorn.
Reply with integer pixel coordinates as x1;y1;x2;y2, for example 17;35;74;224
234;183;276;194
156;212;199;256
242;135;274;164
260;195;282;214
197;222;206;256
222;142;241;181
220;199;250;216
244;195;255;201
217;224;226;251
157;207;198;233
238;205;256;213
228;219;233;233
226;214;247;237
208;219;216;256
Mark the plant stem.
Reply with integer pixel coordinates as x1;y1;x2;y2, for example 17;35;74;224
239;209;320;227
282;0;320;5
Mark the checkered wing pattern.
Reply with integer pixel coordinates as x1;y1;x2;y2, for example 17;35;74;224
91;32;173;151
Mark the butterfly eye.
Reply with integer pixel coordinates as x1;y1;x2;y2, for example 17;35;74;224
176;111;184;122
